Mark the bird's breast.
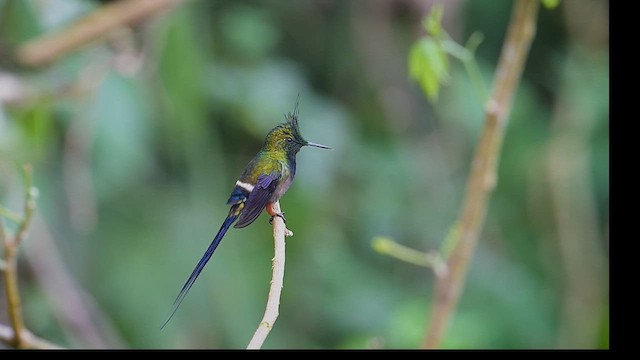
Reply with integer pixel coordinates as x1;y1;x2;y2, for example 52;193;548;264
271;159;295;201
272;174;293;201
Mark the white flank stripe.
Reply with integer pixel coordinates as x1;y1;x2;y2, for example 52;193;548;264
235;180;255;192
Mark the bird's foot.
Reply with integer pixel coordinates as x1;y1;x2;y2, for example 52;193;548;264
269;212;286;224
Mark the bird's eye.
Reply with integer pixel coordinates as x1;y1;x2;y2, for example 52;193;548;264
285;138;293;143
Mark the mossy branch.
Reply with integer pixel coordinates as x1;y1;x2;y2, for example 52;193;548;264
246;201;292;349
423;0;539;348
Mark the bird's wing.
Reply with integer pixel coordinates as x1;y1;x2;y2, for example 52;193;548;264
234;170;281;228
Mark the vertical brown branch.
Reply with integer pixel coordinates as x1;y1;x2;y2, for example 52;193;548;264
423;0;539;348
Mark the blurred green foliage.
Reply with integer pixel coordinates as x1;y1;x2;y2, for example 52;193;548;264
0;0;608;349
408;4;449;102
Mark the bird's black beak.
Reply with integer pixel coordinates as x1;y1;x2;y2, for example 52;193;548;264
305;141;332;149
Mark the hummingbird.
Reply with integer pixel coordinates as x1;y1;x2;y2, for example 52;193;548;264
162;103;331;328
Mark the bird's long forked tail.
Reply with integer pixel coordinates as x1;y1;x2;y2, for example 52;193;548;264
161;209;239;329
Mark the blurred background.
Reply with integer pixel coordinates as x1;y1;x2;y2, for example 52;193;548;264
0;0;608;349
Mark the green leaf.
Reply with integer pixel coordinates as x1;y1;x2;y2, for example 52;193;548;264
423;39;450;81
408;38;450;102
541;0;561;9
409;41;435;100
13;98;55;161
408;41;426;79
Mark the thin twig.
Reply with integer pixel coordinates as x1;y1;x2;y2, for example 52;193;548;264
423;0;539;349
1;164;45;349
1;215;25;348
15;0;183;67
15;165;37;248
247;201;292;349
372;237;447;277
442;32;488;103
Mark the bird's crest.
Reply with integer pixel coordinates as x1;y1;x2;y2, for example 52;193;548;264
284;94;301;127
283;94;303;140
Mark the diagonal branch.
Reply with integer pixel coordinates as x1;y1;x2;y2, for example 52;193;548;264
423;0;539;349
15;0;184;67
